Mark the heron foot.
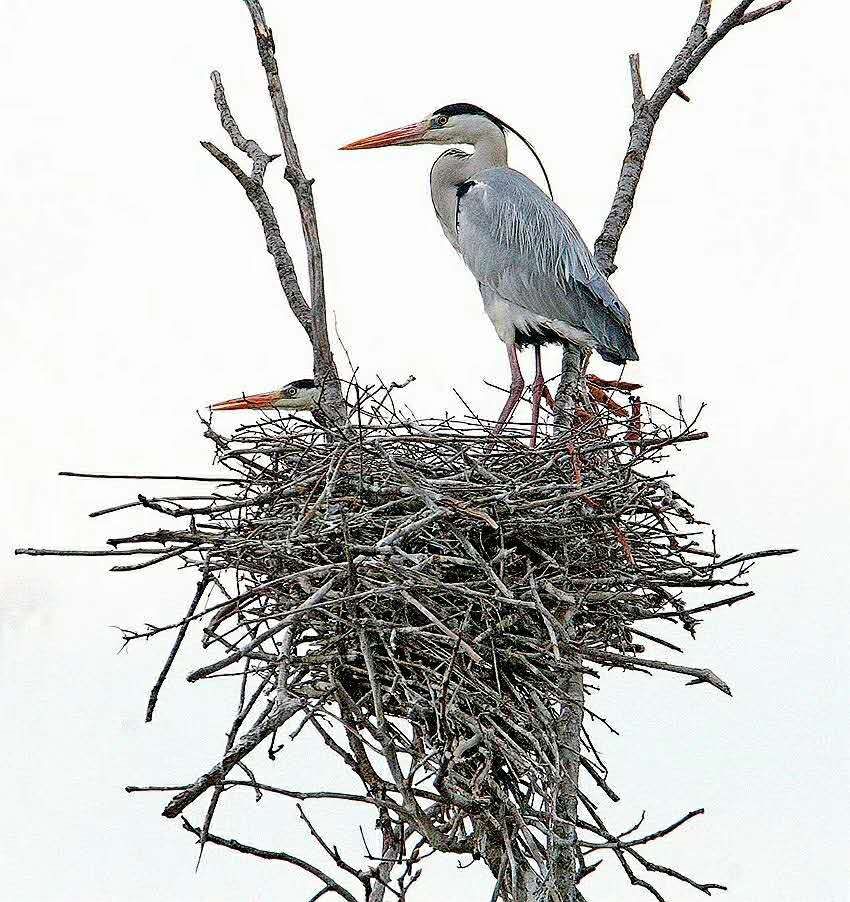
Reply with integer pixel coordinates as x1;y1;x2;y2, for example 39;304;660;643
588;383;629;417
586;374;642;392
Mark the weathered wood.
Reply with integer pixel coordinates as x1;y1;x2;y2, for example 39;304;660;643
551;4;792;896
240;0;346;423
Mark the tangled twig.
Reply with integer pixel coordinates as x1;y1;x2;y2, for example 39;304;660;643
18;380;793;900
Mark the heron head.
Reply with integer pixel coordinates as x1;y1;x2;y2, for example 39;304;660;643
341;103;553;196
210;378;319;412
340;103;505;150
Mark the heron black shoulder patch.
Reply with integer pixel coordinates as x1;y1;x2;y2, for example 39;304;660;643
455;181;476;236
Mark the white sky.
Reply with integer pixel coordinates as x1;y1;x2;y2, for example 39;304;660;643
2;1;848;900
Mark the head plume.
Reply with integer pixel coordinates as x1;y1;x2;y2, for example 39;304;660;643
433;103;554;198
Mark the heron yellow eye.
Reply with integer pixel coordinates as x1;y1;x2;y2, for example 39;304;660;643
286;388;296;398
433;115;449;127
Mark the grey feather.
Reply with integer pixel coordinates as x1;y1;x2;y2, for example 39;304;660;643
456;168;637;363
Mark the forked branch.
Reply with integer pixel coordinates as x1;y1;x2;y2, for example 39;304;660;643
594;0;792;275
557;0;791;402
201;2;346;421
239;0;343;414
201;138;313;336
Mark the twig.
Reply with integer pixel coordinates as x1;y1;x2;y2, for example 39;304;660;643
584;649;732;696
210;70;278;181
181;817;359;902
240;0;345;421
146;575;210;722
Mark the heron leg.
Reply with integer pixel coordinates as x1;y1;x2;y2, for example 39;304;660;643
530;345;547;448
491;343;525;439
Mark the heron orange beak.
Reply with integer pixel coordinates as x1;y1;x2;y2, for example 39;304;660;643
340;121;429;150
210;389;284;411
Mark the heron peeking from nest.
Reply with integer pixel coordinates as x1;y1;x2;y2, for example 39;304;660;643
211;378;320;414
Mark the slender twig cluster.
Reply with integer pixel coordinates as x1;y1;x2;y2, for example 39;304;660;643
19;382;791;901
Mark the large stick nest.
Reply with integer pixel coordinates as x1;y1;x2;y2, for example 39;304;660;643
53;379;786;897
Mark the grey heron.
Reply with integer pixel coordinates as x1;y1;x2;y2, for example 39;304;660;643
341;103;638;446
211;378;320;413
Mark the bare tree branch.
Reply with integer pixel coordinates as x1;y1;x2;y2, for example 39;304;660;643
145;575;210;722
211;70;279;181
594;0;792;275
202;140;313;337
161;694;306;819
557;0;792;412
546;6;790;894
181;817;360;902
239;0;345;418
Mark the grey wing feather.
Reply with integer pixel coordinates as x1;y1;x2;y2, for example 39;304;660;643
456;168;637;362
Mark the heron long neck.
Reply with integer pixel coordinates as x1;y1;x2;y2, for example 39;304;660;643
430;122;507;251
446;124;508;184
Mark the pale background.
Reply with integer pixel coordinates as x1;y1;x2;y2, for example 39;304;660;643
2;1;848;900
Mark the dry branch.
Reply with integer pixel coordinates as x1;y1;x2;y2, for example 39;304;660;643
18;378;793;900
200;5;346;423
558;0;792;400
595;0;792;275
239;0;344;419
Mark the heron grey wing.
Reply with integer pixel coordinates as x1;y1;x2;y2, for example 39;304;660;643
456;168;636;359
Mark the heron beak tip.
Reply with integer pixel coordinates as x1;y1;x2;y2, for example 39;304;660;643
210;389;284;412
339;122;428;151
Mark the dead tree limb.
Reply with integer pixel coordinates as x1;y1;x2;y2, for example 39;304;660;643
550;3;790;897
557;0;792;399
594;0;792;277
239;0;344;418
201;3;346;423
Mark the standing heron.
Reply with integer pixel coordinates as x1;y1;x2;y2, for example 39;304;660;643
341;103;638;446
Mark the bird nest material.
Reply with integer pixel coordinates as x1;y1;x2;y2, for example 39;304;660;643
19;380;789;900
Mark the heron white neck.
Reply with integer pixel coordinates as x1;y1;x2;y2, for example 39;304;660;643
429;121;508;252
467;123;508;173
440;121;508;185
